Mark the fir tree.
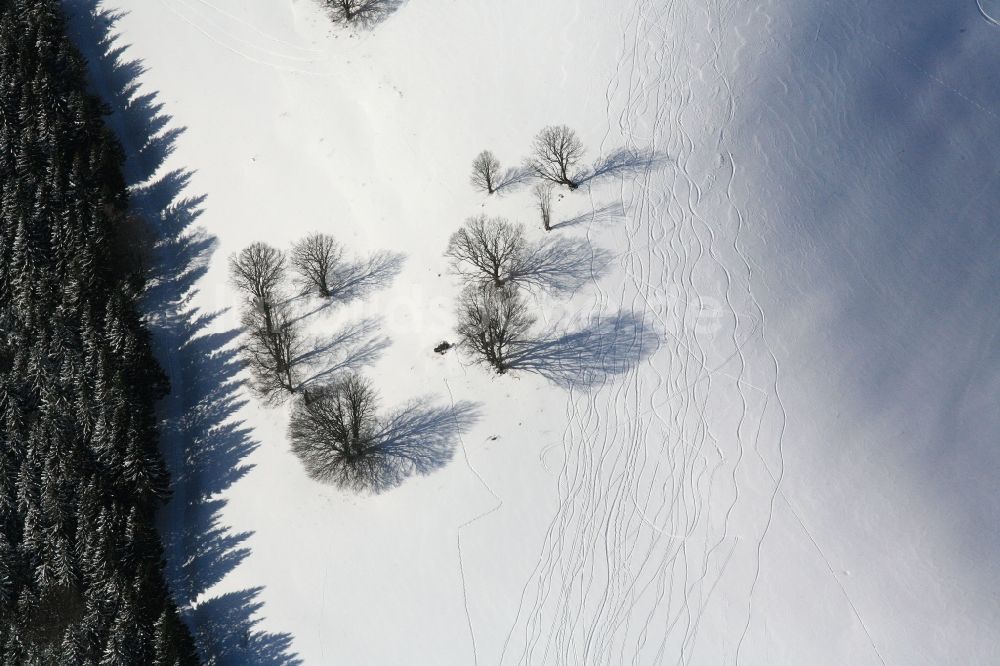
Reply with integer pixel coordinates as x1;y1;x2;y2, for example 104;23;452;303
0;1;199;661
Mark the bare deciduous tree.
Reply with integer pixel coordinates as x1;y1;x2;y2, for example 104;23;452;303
533;183;554;231
444;215;529;288
229;242;287;329
291;232;343;298
528;125;585;190
327;0;399;26
455;284;535;374
289;374;382;489
470;150;502;194
241;303;302;402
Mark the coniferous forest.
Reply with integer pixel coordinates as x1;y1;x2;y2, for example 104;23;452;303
0;1;199;663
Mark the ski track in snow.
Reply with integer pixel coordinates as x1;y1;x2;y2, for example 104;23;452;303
188;0;324;53
490;0;900;662
155;0;334;76
498;1;792;662
979;0;1000;27
447;376;506;666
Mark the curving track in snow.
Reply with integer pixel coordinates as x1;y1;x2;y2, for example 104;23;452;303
154;0;331;75
500;1;788;663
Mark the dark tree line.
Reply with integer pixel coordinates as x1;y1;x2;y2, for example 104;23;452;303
0;1;199;664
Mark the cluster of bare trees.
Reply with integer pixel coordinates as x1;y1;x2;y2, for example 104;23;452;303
229;233;351;402
470;125;586;231
452;128;616;374
231;234;439;492
229;242;298;399
444;216;542;374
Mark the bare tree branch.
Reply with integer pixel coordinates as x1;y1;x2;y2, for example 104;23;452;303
230;242;298;404
470;150;502;195
229;242;286;305
289;374;381;490
527;125;586;190
240;301;302;403
444;215;529;288
291;383;479;493
533;183;554;231
455;284;536;374
291;232;343;298
327;0;402;27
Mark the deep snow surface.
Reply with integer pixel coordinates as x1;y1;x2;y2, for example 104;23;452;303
67;0;1000;663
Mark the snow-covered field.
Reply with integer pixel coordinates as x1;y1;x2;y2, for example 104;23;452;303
67;0;999;663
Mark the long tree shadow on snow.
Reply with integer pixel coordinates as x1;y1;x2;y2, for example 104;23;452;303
515;236;614;296
507;311;659;388
575;146;671;188
286;251;405;324
367;399;480;493
493;164;535;194
551;200;626;230
331;250;405;303
66;4;300;664
293;317;391;390
496;148;667;195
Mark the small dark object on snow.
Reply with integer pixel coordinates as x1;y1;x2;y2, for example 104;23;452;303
434;341;453;354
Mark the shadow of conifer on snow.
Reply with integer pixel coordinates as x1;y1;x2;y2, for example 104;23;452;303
65;3;300;664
